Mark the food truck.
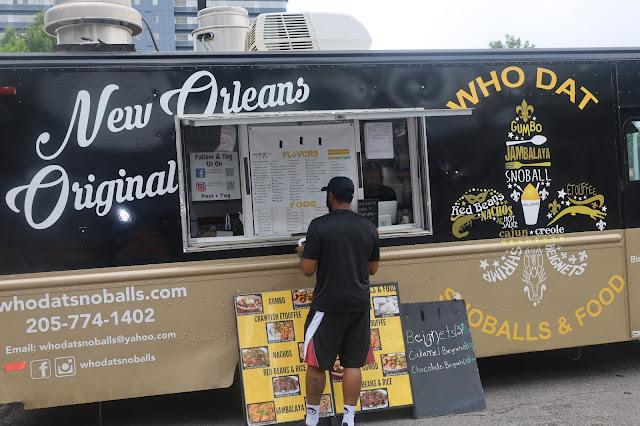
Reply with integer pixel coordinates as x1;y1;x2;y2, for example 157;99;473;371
1;0;640;411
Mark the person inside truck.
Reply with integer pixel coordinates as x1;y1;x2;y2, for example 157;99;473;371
363;162;397;201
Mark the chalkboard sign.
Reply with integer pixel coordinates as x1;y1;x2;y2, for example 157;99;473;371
400;300;485;418
358;199;378;227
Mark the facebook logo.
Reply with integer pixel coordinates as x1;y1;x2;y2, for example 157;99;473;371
30;359;51;379
196;168;206;178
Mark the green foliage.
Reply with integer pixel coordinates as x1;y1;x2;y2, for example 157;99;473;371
24;11;55;52
489;34;535;49
0;11;55;53
0;27;29;53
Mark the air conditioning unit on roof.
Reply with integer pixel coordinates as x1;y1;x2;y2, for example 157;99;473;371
245;12;372;52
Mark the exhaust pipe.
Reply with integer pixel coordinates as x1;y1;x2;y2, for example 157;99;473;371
44;0;143;52
192;6;249;52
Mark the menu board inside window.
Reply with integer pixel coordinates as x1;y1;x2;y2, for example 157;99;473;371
248;123;359;236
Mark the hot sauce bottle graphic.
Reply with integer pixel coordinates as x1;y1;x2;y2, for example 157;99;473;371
521;183;541;225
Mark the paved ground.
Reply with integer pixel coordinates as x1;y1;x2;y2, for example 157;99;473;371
2;341;640;425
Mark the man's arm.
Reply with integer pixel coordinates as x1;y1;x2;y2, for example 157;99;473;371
299;258;319;277
296;246;318;277
369;261;379;276
297;221;321;277
369;225;381;276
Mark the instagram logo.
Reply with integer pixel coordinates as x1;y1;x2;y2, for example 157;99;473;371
196;182;206;192
55;356;76;377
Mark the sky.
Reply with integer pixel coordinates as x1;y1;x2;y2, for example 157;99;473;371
286;0;640;50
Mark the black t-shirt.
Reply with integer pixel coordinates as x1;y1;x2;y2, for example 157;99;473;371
302;209;380;312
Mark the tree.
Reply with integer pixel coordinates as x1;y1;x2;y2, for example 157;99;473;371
24;11;55;52
489;34;535;49
0;27;29;53
0;11;54;53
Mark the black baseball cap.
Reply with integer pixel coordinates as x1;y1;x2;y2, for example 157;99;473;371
321;176;354;198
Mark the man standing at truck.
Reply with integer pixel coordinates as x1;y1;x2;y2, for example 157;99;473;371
296;176;380;426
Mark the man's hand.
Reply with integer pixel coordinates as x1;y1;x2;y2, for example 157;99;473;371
295;246;305;257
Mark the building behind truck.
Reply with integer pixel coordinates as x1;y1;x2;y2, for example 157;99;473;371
0;0;288;51
0;0;639;412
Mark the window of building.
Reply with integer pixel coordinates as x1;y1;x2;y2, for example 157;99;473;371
205;0;287;8
134;0;140;5
175;34;192;41
152;0;158;5
153;15;159;23
175;108;468;252
154;32;160;40
174;0;197;7
175;16;197;24
0;14;34;23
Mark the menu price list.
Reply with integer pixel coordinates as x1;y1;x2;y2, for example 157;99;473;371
248;123;358;237
332;283;413;414
235;289;333;425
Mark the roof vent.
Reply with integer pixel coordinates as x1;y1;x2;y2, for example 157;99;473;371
44;0;143;51
246;12;371;52
192;6;249;52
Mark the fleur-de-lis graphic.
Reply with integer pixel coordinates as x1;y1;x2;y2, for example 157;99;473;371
549;199;563;216
516;99;534;123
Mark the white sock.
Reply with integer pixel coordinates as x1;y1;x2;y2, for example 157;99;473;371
343;404;356;426
305;404;320;426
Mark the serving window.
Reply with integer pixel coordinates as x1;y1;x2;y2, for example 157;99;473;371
175;108;470;252
625;120;640;181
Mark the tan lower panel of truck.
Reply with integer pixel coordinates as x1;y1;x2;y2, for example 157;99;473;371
0;231;627;408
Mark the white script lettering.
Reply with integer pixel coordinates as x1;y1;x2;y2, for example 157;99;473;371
160;71;310;115
6;161;178;230
36;85;152;161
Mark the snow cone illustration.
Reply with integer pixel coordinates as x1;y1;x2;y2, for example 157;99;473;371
521;183;541;225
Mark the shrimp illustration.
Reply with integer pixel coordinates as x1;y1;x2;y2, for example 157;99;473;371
522;247;547;307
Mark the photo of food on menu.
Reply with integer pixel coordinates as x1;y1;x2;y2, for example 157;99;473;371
370;328;382;351
372;295;399;318
266;320;295;343
247;401;276;424
236;294;263;315
380;353;408;377
241;347;270;370
291;289;314;309
305;394;334;417
331;359;344;382
360;389;389;410
272;375;301;398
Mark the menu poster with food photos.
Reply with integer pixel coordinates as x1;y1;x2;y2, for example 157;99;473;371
235;289;334;425
332;283;413;414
